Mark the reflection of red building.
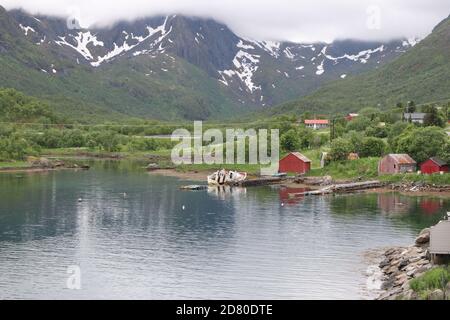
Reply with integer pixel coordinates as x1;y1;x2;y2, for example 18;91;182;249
377;193;412;214
420;157;449;175
420;199;443;215
279;187;308;206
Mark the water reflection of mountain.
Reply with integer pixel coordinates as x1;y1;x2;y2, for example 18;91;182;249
0;168;238;244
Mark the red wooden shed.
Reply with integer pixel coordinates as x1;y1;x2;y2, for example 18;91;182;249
279;152;312;174
420;157;449;174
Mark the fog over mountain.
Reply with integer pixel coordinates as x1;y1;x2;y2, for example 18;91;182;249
1;0;449;42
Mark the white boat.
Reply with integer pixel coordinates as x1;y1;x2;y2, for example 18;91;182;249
207;170;247;186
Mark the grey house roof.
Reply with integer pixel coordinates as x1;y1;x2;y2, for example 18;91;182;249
429;157;447;167
403;113;426;120
430;220;450;254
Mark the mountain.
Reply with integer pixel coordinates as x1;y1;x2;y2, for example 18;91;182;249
270;15;450;116
0;6;419;121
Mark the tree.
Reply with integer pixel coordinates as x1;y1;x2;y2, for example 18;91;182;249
297;127;315;149
280;129;300;152
0;135;39;161
41;129;63;148
346;116;372;132
365;125;388;138
96;131;121;152
388;121;411;152
438;141;450;163
358;107;381;121
360;137;386;157
396;127;448;163
329;138;352;161
345;131;364;153
405;101;416;113
423;106;446;127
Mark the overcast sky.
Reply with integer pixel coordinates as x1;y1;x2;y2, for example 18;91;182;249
1;0;449;42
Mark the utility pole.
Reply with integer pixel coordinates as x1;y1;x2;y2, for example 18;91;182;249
330;118;336;142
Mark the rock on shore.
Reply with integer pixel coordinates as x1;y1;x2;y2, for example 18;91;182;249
377;228;433;300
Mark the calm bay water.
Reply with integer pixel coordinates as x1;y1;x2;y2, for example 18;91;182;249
0;161;448;300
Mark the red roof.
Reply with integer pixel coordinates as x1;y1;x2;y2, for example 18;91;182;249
290;152;312;163
304;119;329;125
280;152;312;163
387;154;416;164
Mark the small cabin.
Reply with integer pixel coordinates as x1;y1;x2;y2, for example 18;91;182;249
279;152;311;175
430;220;450;264
378;154;416;174
420;157;449;175
304;119;329;130
403;113;427;124
346;113;359;121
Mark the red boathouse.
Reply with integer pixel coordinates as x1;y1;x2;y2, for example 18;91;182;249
420;157;449;174
279;152;312;174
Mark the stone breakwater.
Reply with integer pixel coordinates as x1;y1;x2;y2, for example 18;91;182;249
377;229;434;300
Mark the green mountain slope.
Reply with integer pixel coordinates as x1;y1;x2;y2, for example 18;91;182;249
270;15;450;116
1;6;418;121
0;7;239;122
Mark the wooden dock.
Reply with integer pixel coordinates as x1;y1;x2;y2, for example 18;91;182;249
290;180;383;196
236;176;294;187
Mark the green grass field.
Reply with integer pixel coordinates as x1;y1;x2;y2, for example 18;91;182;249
0;161;29;169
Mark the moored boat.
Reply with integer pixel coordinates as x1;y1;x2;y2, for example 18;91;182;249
207;169;247;185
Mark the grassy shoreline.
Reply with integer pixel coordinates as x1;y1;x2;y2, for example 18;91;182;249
2;148;450;188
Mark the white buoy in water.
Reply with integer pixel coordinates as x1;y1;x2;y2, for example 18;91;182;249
123;193;127;198
78;198;82;202
182;205;186;211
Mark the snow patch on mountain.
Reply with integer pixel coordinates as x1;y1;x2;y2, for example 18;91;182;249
94;18;172;66
219;49;261;92
55;17;172;67
316;60;325;75
55;31;104;61
284;47;295;60
402;37;421;47
245;40;281;58
237;40;254;50
321;45;385;64
19;24;35;36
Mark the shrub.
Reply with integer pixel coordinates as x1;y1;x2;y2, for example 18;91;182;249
360;137;386;157
281;129;300;152
396;126;448;163
329;138;352;161
410;267;450;295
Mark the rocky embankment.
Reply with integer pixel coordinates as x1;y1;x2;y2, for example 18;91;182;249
0;157;90;172
388;182;450;193
377;228;448;300
27;157;90;170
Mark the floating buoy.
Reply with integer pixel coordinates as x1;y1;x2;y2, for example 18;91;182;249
182;205;186;211
78;198;82;202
